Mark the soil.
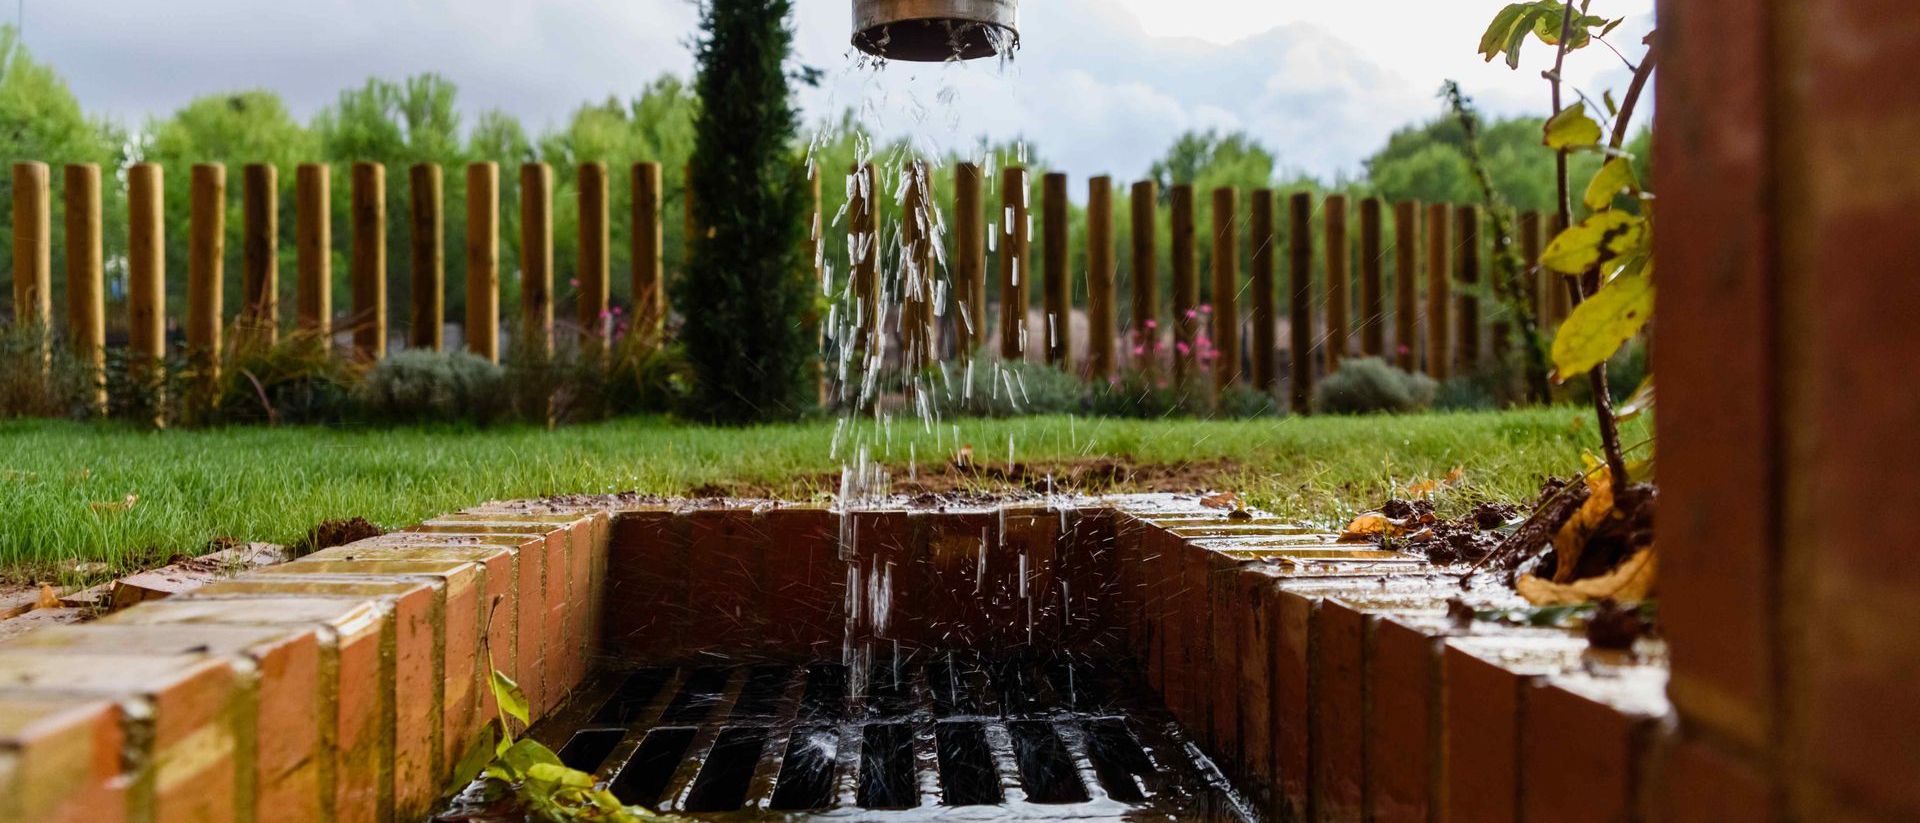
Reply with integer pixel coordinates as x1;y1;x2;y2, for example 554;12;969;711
294;517;386;556
1392;499;1519;565
1585;599;1656;650
675;456;1248;502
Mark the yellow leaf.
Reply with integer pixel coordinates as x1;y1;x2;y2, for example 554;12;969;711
1541;211;1648;275
1517;549;1656;606
35;583;60;610
1550;272;1654;382
1338;512;1395;543
89;494;138;513
1583;157;1638;211
1551;468;1617;583
1544;102;1602;149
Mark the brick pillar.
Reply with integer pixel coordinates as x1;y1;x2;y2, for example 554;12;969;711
1657;0;1920;819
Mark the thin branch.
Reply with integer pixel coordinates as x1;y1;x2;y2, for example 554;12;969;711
1608;46;1657;150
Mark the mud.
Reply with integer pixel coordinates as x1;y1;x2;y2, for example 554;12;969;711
294;517;386;556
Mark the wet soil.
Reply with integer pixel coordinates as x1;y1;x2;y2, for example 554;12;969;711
673;456;1249;503
292;517;386;556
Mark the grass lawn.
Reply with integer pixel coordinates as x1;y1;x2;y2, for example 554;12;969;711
0;408;1647;580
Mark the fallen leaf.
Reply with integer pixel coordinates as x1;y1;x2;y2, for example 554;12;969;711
1200;492;1240;510
1551;468;1616;583
953;444;974;470
1517;549;1656;606
89;494;138;513
34;583;60;610
71;561;109;576
1405;466;1468;498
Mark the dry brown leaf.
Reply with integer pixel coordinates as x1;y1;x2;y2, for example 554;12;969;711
1550;468;1616;584
89;494;138;513
1200;492;1241;510
1405;465;1468;498
34;583;60;610
1517;548;1656;606
1338;511;1413;543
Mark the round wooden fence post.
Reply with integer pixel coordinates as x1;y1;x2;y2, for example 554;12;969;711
953;163;986;358
1393;201;1420;373
12;162;51;368
1249;189;1277;391
519;162;553;357
188;163;226;394
1170;183;1197;383
1323;193;1350;372
1288;191;1314;413
408;163;444;351
901;162;935;371
350;162;386;360
1359;197;1385;358
1455;204;1481;372
576;162;610;349
239;163;278;350
127;163;166;377
997;166;1029;361
631;162;664;347
1424;202;1451;380
64;163;105;411
1210;186;1240;389
465;162;499;362
1129;180;1158;373
1086;175;1115;380
295;164;331;342
1041;172;1072;369
851;162;881;357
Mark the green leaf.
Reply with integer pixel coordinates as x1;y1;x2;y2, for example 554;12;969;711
526;762;596;789
499;738;563;778
1544;102;1603;150
448;726;497;793
1478;4;1533;63
1541;211;1648;275
491;669;530;730
1583;157;1638;211
1551;272;1655;381
1603;89;1619;117
1615;375;1655;422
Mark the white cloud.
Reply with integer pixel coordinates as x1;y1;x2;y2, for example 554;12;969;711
17;0;1653;183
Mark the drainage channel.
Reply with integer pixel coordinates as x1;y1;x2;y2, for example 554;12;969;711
515;653;1250;820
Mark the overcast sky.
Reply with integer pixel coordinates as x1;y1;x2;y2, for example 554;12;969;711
17;0;1654;181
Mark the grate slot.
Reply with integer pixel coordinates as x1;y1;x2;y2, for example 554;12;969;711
769;727;840;811
661;666;732;724
933;721;1001;806
863;659;918;718
990;658;1056;715
556;728;625;773
1008;720;1091;804
1083;718;1152;803
607;727;696;808
857;723;918;809
683;727;770;812
732;664;795;719
798;664;849;722
589;668;673;726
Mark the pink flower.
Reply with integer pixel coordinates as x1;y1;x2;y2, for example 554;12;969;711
1132;345;1146;356
1176;342;1191;356
1199;305;1212;314
1143;319;1158;329
1184;309;1198;319
612;306;624;316
568;278;580;288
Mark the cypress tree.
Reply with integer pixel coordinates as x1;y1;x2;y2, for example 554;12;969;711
678;0;815;423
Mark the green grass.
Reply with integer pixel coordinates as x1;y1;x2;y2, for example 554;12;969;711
0;408;1647;580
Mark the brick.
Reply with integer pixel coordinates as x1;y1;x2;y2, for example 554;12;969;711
115;594;393;823
1364;617;1441;823
264;550;502;789
685;509;770;656
1519;670;1668;823
1208;551;1242;767
1654;734;1770;823
759;508;840;660
6;623;325;823
913;510;996;652
1271;582;1316;821
1440;632;1587;823
1312;598;1367;823
0;695;126;823
1001;507;1063;653
0;651;246;823
219;569;446;819
1230;568;1276;811
605;511;689;660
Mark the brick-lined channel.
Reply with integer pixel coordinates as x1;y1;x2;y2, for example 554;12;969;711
0;494;1670;823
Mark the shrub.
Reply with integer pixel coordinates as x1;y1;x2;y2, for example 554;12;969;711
935;354;1083;418
0;323;88;419
1214;384;1283;418
677;0;815;423
359;349;507;424
1434;375;1498;411
1314;357;1437;415
1085;370;1191;419
215;332;362;425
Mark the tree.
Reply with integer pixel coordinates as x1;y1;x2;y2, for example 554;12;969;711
678;0;814;422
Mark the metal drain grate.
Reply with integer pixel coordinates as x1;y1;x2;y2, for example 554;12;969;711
531;654;1250;820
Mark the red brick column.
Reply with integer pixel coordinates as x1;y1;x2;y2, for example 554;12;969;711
1657;0;1920;818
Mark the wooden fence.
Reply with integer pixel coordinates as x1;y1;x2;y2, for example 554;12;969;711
7;159;1565;414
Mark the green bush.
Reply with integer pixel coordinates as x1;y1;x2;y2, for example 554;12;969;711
936;354;1084;418
359;349;507;424
1085;370;1192;419
215;332;362;425
1314;357;1437;415
1214;385;1283;418
1434;375;1498;411
0;323;88;419
677;0;815;423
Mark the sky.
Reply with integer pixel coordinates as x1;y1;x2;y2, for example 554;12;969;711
16;0;1655;182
